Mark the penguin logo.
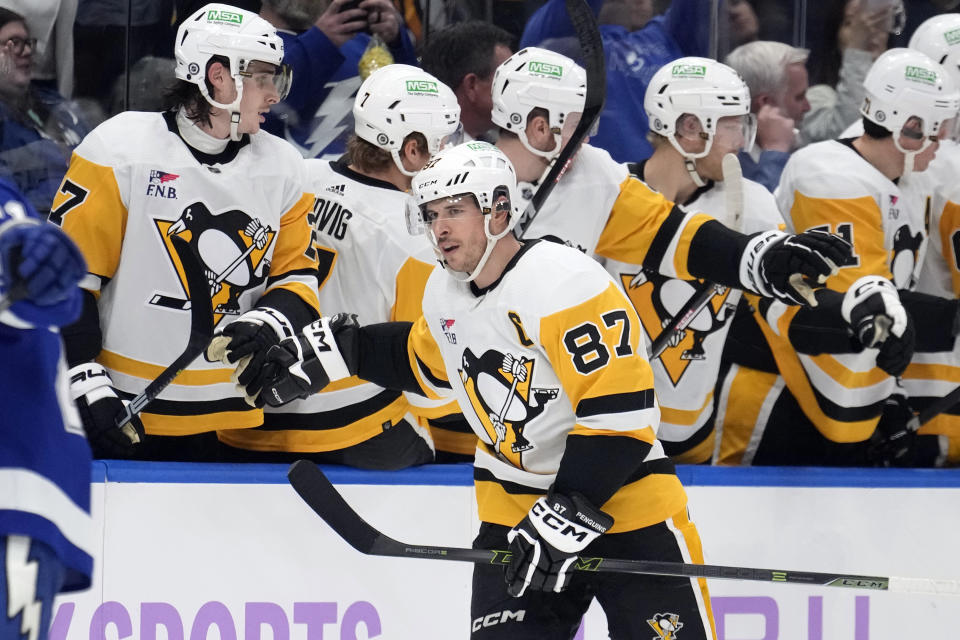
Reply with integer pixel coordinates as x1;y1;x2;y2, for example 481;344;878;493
890;223;924;289
150;202;276;325
647;613;684;639
619;268;735;385
458;348;558;464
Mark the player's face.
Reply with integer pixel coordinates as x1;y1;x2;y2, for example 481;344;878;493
0;21;33;91
237;61;284;134
423;195;488;274
778;63;810;123
899;116;944;173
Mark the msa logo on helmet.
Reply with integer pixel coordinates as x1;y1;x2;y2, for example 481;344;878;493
467;141;494;151
406;80;439;94
905;65;938;85
528;61;563;78
672;63;706;77
945;27;960;46
206;9;243;24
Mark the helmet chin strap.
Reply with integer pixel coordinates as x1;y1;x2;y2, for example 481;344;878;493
683;157;707;187
668;135;710;188
893;136;932;179
392;149;419;177
430;217;501;283
519;128;563;162
199;76;246;142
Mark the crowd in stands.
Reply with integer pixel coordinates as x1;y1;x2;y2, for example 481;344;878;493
4;0;960;469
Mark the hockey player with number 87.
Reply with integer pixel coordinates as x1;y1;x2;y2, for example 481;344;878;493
253;141;718;638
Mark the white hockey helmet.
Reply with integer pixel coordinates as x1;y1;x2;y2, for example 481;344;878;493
354;64;462;177
645;57;755;184
408;141;520;282
174;3;291;140
910;14;960;90
491;47;588;160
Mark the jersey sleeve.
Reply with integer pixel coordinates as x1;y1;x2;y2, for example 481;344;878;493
265;191;322;314
539;281;659;444
405;315;451;400
49;149;127;292
938;198;960;297
594;175;714;281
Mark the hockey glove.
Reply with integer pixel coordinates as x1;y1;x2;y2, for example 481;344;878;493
206;306;296;405
841;275;915;377
504;491;613;598
257;313;360;407
740;229;853;306
0;218;86;306
69;362;145;458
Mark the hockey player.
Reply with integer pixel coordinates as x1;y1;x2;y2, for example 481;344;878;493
217;64;467;467
602;57;779;463
255;142;719;638
52;4;321;461
490;47;852;310
715;48;960;466
0;178;93;640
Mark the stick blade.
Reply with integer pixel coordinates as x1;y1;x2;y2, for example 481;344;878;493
287;460;382;555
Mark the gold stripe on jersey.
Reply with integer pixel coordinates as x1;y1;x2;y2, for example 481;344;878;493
939;200;960;296
144;410;262;436
667;508;718;639
714;365;780;465
788;191;893;288
568;425;657;445
539;281;658;433
428;423;478;455
392;256;436;322
660;391;714;427
52;154;126;284
267;191;322;313
594;176;713;281
407;315;450;401
218;396;405;452
474;470;686;534
99;349;233;385
672;434;714;465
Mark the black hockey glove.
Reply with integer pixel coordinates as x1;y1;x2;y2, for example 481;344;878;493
257;313;361;407
504;491;613;598
69;363;145;458
868;395;949;468
206;307;296;405
740;229;853;306
841;276;915;377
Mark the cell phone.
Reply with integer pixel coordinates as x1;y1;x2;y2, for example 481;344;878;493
337;0;372;34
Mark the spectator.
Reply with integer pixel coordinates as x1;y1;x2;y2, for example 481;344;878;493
726;0;759;49
0;0;76;98
259;0;419;159
725;40;810;192
802;0;890;144
520;0;711;163
420;21;514;143
0;8;92;217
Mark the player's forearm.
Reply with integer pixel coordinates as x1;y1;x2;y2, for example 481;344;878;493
553;433;652;509
356;321;425;394
686;219;750;288
898;289;960;352
61;289;102;366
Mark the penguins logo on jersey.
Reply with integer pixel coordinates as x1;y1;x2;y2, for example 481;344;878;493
458;348;558;462
647;613;683;639
890;223;924;289
151;202;275;324
619;269;735;383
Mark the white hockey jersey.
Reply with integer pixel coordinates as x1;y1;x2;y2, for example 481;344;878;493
223;160;456;452
767;138;932;441
604;173;781;462
53;111;320;436
407;240;687;532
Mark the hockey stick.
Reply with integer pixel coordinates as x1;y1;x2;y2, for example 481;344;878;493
286;460;960;596
516;0;605;239
115;234;215;429
648;154;743;360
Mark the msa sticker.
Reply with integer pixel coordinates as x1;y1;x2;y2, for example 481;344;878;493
528;61;563;77
905;65;938;85
672;63;706;77
467;141;495;151
207;9;243;24
406;80;438;94
945;27;960;46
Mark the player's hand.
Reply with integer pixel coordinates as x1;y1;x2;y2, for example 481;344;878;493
842;275;915;376
257;313;360;407
69;363;145;458
741;229;853;306
0;219;86;306
504;491;613;597
206;307;296;406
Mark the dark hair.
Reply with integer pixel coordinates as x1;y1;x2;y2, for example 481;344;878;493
346;131;428;173
420;21;515;91
162;55;230;126
862;116;893;140
0;7;25;31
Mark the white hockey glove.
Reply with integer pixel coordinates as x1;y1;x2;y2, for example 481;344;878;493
842;275;915;377
69;363;145;458
740;229;853;306
257;313;360;407
504;491;613;598
206;307;296;406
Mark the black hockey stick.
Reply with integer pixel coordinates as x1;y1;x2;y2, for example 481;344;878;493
517;0;605;239
115;234;214;428
648;154;743;360
287;460;960;595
